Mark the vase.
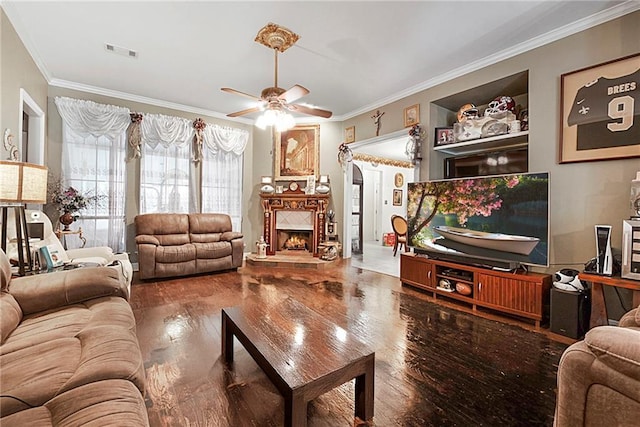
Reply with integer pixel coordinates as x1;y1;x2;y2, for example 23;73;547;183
59;212;74;231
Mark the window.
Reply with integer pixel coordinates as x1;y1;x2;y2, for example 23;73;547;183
202;149;243;231
61;126;127;251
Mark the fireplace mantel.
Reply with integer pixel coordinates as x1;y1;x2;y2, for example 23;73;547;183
260;192;330;256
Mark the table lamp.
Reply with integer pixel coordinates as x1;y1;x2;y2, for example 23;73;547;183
0;161;48;275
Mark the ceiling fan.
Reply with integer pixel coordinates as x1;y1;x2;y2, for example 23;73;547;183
221;23;332;120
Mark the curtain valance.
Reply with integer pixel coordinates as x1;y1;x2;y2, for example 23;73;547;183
54;97;131;138
141;113;194;150
203;124;249;155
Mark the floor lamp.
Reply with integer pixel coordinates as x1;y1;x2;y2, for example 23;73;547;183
0;161;48;276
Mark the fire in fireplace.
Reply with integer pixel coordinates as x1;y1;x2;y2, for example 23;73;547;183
278;230;312;251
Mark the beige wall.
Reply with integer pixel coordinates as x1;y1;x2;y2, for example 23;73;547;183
0;9;48;158
341;11;640;272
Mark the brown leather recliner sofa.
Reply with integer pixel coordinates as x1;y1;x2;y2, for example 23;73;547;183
135;213;244;280
554;307;640;426
0;249;149;426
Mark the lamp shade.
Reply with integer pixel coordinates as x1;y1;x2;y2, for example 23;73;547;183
0;161;48;204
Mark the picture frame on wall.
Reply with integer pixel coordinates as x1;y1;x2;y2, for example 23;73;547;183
560;53;640;163
345;126;355;143
404;104;420;128
275;124;320;179
393;189;403;206
434;127;454;146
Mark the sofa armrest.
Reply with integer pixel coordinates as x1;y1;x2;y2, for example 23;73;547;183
221;231;243;241
9;267;127;315
135;235;160;246
619;308;640;328
585;326;640;382
66;246;114;261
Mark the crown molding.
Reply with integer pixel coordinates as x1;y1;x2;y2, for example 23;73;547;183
337;1;640;121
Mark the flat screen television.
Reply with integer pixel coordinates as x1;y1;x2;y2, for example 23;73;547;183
407;172;549;269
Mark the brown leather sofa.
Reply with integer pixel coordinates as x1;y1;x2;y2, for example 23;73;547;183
0;249;148;426
135;213;244;280
554;307;640;426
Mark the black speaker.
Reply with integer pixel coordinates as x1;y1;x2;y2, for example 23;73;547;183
550;288;591;339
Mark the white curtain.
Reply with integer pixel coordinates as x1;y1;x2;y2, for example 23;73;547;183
201;125;248;231
54;97;129;251
139;113;196;213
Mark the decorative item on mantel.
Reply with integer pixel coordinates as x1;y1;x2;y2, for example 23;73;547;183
256;236;268;259
316;175;330;194
260;176;275;194
406;124;424;164
49;180;102;231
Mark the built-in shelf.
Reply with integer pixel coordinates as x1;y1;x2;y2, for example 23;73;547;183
433;131;529;155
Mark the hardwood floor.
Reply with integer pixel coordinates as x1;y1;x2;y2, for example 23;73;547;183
130;260;569;426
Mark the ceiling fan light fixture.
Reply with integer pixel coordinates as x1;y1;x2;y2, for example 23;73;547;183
255;108;295;132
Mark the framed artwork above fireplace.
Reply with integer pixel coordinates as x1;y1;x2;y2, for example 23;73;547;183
275;124;319;179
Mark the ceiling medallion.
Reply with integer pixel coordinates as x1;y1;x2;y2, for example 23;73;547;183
255;23;300;52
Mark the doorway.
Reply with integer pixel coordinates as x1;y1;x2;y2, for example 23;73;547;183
351;165;363;255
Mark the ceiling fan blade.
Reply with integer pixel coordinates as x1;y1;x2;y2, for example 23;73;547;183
288;104;333;119
278;84;310;104
227;106;262;117
221;87;263;102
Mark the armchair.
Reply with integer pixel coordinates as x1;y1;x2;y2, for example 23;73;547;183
554;307;640;426
2;209;133;293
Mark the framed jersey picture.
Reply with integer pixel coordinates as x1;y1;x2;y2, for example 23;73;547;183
560;53;640;163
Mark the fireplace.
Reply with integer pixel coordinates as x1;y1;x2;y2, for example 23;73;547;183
260;192;329;257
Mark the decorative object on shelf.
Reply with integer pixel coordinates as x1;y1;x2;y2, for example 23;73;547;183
275;124;319;179
434;127;454;146
518;108;529;131
260;176;275;194
394;173;404;188
455;282;473;296
49;181;102;231
393;189;402;206
509;120;521;133
484;96;516;116
288;181;299;192
457;103;479;122
305;176;316;194
221;22;332;131
453;110;515;142
276;185;284;194
371;109;385;136
337;142;353;170
0;161;48;275
631;171;640;218
256;236;268;259
345;126;355;143
3;129;19;161
316;175;330;194
404;104;420;128
560;53;640;164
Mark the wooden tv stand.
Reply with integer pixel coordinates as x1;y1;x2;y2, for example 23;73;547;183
400;253;552;327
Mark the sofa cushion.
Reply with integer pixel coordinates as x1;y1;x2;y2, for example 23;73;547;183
189;213;232;235
193;241;232;259
0;379;148;426
0;297;145;416
0;292;22;345
135;213;191;246
155;243;197;263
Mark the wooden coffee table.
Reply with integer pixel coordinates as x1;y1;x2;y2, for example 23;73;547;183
221;297;375;427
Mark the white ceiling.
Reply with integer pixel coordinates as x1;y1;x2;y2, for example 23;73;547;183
3;1;637;127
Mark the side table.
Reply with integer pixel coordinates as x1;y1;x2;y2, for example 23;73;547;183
581;272;640;329
55;228;87;249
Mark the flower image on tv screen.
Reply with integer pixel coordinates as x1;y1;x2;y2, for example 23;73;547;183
407;172;549;268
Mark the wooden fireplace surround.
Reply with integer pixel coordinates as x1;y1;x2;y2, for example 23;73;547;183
260;192;329;257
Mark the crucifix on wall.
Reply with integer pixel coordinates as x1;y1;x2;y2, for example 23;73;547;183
371;110;385;136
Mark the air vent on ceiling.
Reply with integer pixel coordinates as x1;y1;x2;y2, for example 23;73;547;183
105;43;138;59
